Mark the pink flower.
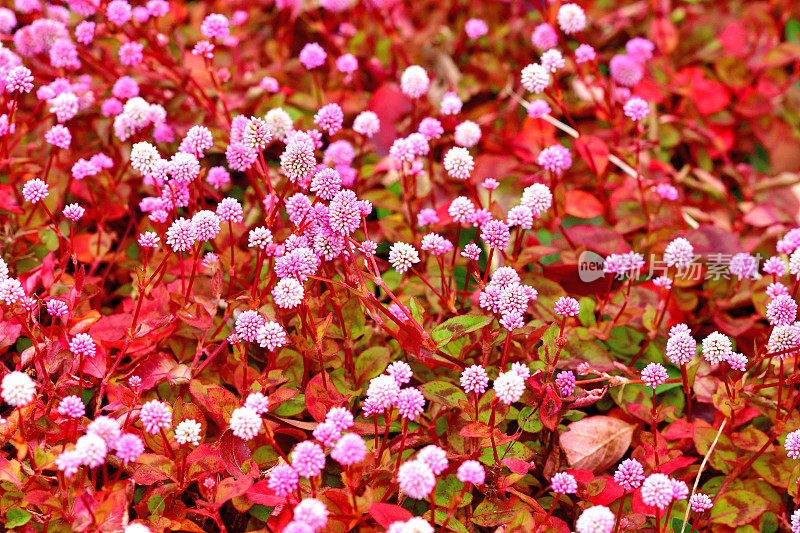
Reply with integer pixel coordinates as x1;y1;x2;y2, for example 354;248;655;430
457;460;485;484
641;362;668;388
461;243;481;261
537;145;572;174
272;278;304;309
314;103;343;136
623;96;649;121
56;450;83;477
552;472;578;494
268;464;299;496
641;473;674;510
138;232;160;248
656;183;678;200
626;38;655;63
139;400;172;434
387;361;413;385
293;498;328;531
291;441;326;477
702;331;732;364
119;42;143;66
575;44;596;63
165;218;197;252
614;458;644;491
689;493;713;513
785;430;800;459
764;256;787;276
555;371;576;397
398;459;435;499
541;49;565;73
45;124;71;148
531;23;557;50
107;0;132;25
229;406;262;440
609;54;643;87
336;53;357;74
767;294;798;326
494;371;525;404
256;321;287;351
527;99;551;118
554;296;580;317
114;433;144;463
22;178;48;203
1;372;36;407
400;65;429;98
664;237;694;269
576;506;615;533
388;242;419;274
328;189;361;235
557;3;586;34
299;42;326;69
58;395;85;418
5;65;33;93
353;111;380;137
395;388;425;420
521;63;550;93
69;333;96;358
421;233;453;255
418;117;444;139
201;13;229;39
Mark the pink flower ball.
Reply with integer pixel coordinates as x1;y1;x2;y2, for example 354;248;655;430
457;460;485;484
299;42;326;69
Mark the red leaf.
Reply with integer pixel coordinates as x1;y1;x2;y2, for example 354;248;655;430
247;480;286;506
564;190;604;219
660;455;697;474
564;225;629;255
674;67;730;115
0;184;23;214
369;503;413;528
719;21;747;57
574;136;609;176
502;457;533;475
305;371;346;422
218;430;251;479
539;387;562;431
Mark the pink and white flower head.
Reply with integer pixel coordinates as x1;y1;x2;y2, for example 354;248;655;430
460;365;489;395
551;472;578;494
22;178;48;203
291;441;326;477
623;96;649;121
201;13;229;39
457;460;485;484
245;392;270;415
521;183;553;217
314;103;343;136
63;203;84;221
367;374;400;409
139;400;172;434
701;331;732;364
656;183;678;200
666;327;696;365
397;459;436;499
418;445;448;475
764;256;787;277
540;49;565;73
299;42;326;69
1;371;36;407
256;322;287;351
76;433;107;468
268;463;299;496
575;44;597;63
331;432;366;465
235;310;265;342
388;242;420;274
312;421;340;446
641;362;668;388
229;406;261;440
418;117;444;140
387;361;413;385
69;333;96;358
641;473;674;510
626;37;656;63
664;237;694;269
494;370;525;405
527;99;551;118
440;91;463;115
689;493;713;513
558;3;586;34
325;407;354;431
58;395;85;418
400;65;429;99
766;294;797;326
575;506;615;533
521;63;550;94
88;416;122;444
531;23;557;50
353;111;380;137
554;296;580;317
614;458;644;491
272;278;304;309
443;147;474;180
785;430;800;459
537;145;572;174
454;120;481;147
555;371;576;397
115;434;145;464
465;18;488;39
609;54;643;87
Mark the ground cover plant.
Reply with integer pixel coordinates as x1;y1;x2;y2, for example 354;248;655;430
1;0;800;531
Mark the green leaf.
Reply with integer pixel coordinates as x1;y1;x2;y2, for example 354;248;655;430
517;407;544;433
710;489;769;527
431;314;493;347
5;508;31;528
249;504;274;522
419;380;468;410
471;498;526;527
787;19;800;43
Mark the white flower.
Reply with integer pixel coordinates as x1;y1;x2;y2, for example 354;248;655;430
1;371;36;407
175;419;202;446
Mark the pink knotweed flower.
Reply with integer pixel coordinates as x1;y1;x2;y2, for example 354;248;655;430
353;111;380;137
169;152;201;183
244;392;270;415
449;196;476;223
417;445;448;475
192;210;221;241
541;49;565;73
767;325;800;355
331;433;366;466
272;278;304;309
58;395;85;418
440;91;463;115
294;498;328;531
314;103;343;136
229;406;262;440
310;168;341;200
482;178;500;191
666;328;696;365
623;97;649;121
701;331;732;364
418;117;444;140
614;458;644;491
336;53;358;74
299;42;326;69
400;65;429;98
201;13;229;39
206;166;230;189
510;362;530;381
610;54;643;87
531;23;557;50
359;240;377;256
49;92;79;123
791;509;800;533
537;145;572;174
552;472;578;494
387;361;413;385
481;220;510;248
180;125;214;157
671;479;689;500
235;310;265;342
554;296;580;317
138;232;159;248
248;227;273;249
500;312;524;331
292;441;326;477
1;371;36;407
268;464;299;496
56;450;83;478
45;124;71;149
62;203;85;221
664;237;694;269
689;493;713;513
256;321;287;351
226;142;258;171
778;229;800;254
461;243;481;261
75;21;95;44
328;189;361;235
764;256;787;277
577;363;591;375
119;42;143;66
22;178;48;203
575;506;615;533
321;408;352;434
216;197;243;223
520;63;550;94
656;183;678;200
0;278;25;305
767;294;798;326
641;473;674;510
443;147;475;180
367;374;400;409
521;183;553;217
626;37;656;63
767;282;789;299
460;365;489;395
457;460;485;484
641;362;668;388
260;76;279;92
88;416;122;444
6;65;33;93
388;242;420;274
175;419;202;446
107;0;132;24
527;99;551;118
128;376;142;390
69;333;96;358
280;132;316;183
312;421;340;446
653;275;672;289
455;121;481;148
575;44;596;63
790;249;800;279
395;388;425;420
166;218;197;252
785;430;800;459
140;400;172;434
114;433;144;463
494;370;525;405
465;18;488;39
398;459;436;499
558;3;586;34
555;371;576;397
420;233;452;256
